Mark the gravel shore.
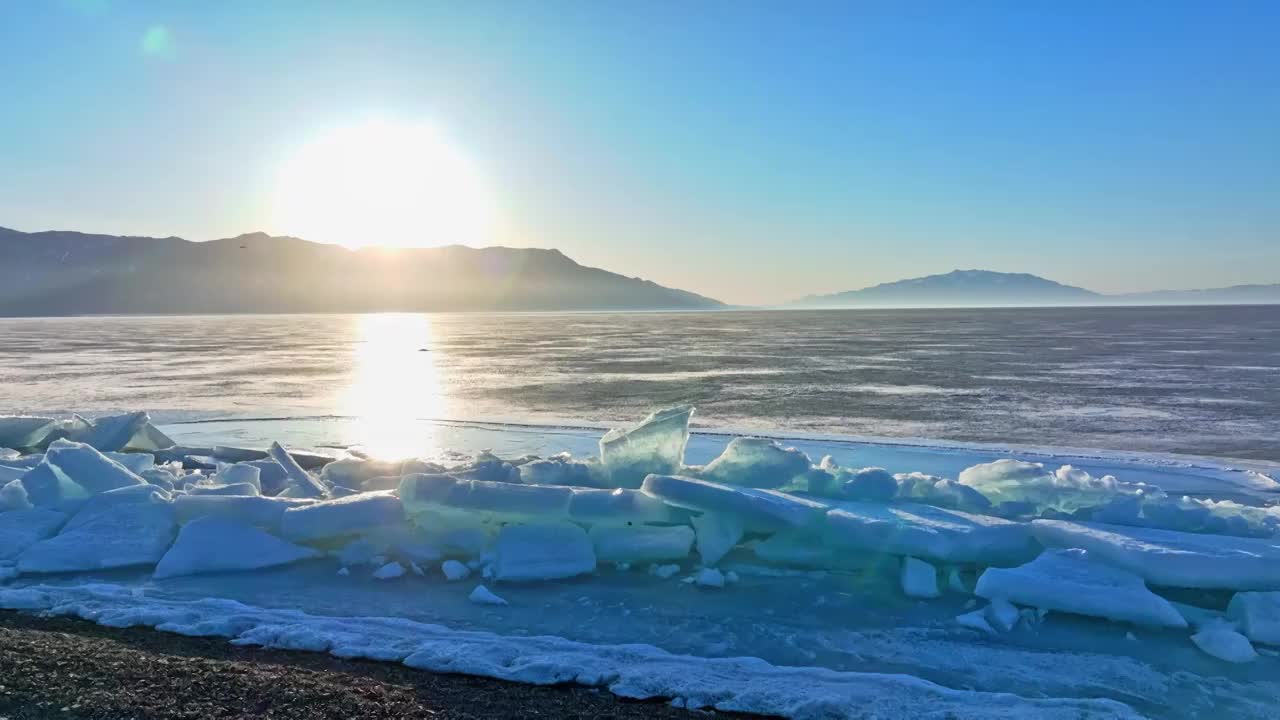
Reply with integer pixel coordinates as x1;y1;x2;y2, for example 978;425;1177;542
0;610;746;719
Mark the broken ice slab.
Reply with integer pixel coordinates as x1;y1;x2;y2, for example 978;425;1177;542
268;442;329;498
173;494;315;533
1227;591;1280;646
69;411;151;453
598;406;693;488
975;548;1187;628
0;416;56;450
0;508;67;562
154;516;320;579
45;439;146;495
698;437;812;489
567;488;685;526
640;474;827;532
399;474;573;525
278;491;405;544
824;501;1040;566
589;525;695;564
490;523;596;582
125;422;176;452
17;501;177;574
1031;519;1280;590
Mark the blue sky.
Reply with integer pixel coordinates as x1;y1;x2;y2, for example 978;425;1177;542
1;1;1276;304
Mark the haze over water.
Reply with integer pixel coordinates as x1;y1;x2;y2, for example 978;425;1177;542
3;305;1278;462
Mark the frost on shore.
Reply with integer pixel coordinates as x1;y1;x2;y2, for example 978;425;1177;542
3;405;1280;682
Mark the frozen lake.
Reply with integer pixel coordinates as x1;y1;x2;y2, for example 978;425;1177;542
3;305;1280;461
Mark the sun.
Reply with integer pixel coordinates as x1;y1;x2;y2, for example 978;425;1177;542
271;119;494;249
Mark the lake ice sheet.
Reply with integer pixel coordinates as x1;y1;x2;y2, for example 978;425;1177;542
3;411;1280;718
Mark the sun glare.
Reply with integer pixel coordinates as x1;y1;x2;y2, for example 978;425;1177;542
339;313;447;459
271;119;493;249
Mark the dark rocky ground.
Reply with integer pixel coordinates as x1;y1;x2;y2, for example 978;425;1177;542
0;610;750;719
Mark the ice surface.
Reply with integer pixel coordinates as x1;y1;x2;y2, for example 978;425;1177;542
698;437;811;489
567;488;681;525
975;549;1186;628
17;501;176;573
45;439;146;495
173;494;313;532
690;512;744;566
0;509;66;562
70;411;151;452
598;406;693;488
490;524;596;582
641;474;826;532
1031;519;1280;590
469;584;508;605
1227;592;1280;646
279;492;405;544
154;516;320;579
901;557;940;599
268;442;329;498
1191;623;1258;663
824;501;1039;566
589;525;695;564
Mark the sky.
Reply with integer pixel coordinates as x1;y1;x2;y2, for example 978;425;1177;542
1;1;1277;305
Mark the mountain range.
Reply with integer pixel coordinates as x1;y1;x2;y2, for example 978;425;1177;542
0;227;723;315
1;226;1276;315
796;269;1280;308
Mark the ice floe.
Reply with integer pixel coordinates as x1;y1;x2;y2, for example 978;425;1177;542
154;516;320;579
975;548;1187;628
1031;519;1280;590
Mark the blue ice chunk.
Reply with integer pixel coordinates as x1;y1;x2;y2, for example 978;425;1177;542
840;467;898;502
18;501;177;574
698;438;811;489
268;442;328;498
173;494;315;532
825;501;1040;566
154;516;320;579
70;411;150;452
45;439;146;495
279;491;404;543
640;474;827;532
599;406;693;488
0;508;67;562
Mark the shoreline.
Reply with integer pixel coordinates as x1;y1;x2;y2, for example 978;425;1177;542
0;610;745;719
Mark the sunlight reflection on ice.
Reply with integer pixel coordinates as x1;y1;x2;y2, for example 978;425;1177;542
339;313;446;459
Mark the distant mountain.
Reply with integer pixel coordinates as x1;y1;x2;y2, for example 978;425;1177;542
1116;284;1280;305
796;270;1101;308
0;227;724;315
